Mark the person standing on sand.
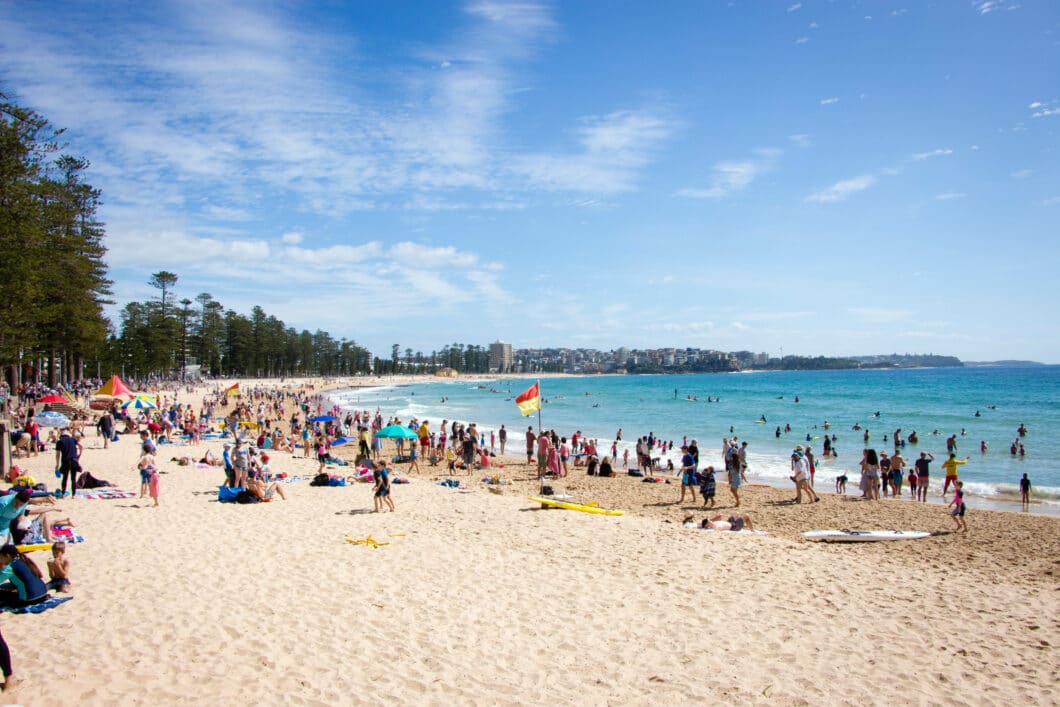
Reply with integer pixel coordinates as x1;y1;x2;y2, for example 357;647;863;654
890;450;905;497
915;452;933;502
536;432;551;477
499;425;507;456
948;480;967;532
727;449;745;507
678;446;697;504
1020;473;1031;508
699;466;717;508
525;426;535;465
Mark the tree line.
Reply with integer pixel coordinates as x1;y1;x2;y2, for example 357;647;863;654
0;95;111;389
0;95;500;387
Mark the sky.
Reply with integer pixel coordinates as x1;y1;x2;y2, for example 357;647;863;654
2;0;1058;362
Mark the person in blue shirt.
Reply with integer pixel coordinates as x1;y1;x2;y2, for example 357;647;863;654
678;446;698;505
0;544;48;609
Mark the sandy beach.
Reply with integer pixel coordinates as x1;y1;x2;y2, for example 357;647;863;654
2;377;1057;706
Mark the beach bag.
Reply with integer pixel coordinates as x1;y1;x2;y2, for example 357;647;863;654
235;490;260;504
627;469;644;477
218;486;243;503
310;473;330;486
539;485;554;496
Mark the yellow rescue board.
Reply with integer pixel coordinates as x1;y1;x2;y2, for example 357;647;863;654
528;496;624;516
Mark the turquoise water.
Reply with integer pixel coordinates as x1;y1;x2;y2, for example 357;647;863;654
331;366;1060;506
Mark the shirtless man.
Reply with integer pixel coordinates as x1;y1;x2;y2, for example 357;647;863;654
525;426;536;464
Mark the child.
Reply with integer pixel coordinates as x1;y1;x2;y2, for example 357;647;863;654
373;462;395;513
699;465;716;508
446;447;457;474
948;480;967;533
149;467;160;507
137;448;156;499
835;473;848;494
46;541;71;592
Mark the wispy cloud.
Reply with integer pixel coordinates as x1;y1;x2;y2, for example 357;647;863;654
787;3;802;12
935;192;966;201
820;97;839;105
795;36;809;44
676;148;781;200
1043;196;1060;206
912;148;953;160
975;1;999;14
806;175;876;203
1011;169;1032;179
509;109;676;193
788;134;812;148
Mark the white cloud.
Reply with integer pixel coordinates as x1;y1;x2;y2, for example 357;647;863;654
809;21;819;29
1011;169;1032;179
806;174;876;203
1028;101;1043;109
820;97;839;105
795;36;809;44
1032;107;1059;118
676;148;780;200
509;109;675;193
913;148;953;160
975;1;999;14
1043;196;1060;206
788;134;812;148
280;232;304;245
787;3;802;12
935;192;966;200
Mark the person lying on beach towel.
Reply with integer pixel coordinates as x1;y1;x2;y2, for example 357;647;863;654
245;477;286;502
682;514;755;532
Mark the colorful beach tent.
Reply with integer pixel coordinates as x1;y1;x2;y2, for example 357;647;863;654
95;375;133;399
36;394;69;404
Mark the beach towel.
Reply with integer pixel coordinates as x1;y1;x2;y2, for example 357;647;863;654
0;595;74;614
51;525;86;544
75;488;136;499
218;486;243;503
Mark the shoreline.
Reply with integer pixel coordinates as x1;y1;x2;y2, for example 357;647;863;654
323;380;1060;519
2;375;1056;705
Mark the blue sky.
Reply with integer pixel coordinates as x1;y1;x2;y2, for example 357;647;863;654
2;0;1058;361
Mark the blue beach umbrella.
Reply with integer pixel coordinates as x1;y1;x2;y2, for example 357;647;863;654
374;424;419;440
309;414;338;423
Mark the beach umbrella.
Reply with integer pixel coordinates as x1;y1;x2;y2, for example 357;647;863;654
34;411;71;427
121;395;157;411
36;394;80;417
309;414;338;423
374;424;419;440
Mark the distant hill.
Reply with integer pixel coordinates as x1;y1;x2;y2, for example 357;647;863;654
963;360;1045;367
849;354;962;368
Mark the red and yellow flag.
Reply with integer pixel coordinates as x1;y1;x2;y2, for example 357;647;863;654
515;382;541;417
225;383;240;397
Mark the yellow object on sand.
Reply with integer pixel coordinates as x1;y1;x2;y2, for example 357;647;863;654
16;543;53;553
345;534;389;548
528;496;624;516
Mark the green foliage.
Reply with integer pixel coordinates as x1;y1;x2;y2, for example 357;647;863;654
0;96;111;384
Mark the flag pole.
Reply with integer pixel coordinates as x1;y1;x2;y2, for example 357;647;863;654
536;379;542;433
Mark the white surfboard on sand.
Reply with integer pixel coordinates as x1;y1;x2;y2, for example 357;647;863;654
802;529;930;542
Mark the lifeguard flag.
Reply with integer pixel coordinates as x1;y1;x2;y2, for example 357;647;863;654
225;383;240;396
515;383;541;417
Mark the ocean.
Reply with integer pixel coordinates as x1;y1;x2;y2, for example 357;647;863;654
328;366;1060;510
